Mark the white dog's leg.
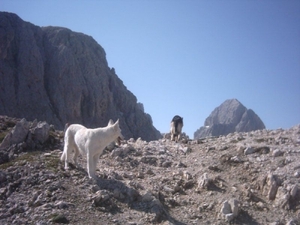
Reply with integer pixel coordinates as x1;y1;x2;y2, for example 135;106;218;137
61;151;69;170
87;153;96;179
64;160;69;170
93;154;100;177
62;144;70;170
93;153;101;173
65;148;72;170
73;146;80;167
62;131;70;170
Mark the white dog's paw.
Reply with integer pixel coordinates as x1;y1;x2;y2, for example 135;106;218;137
64;166;70;170
88;173;97;179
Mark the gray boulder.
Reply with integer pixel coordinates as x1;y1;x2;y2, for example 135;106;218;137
194;99;265;139
31;121;50;144
0;12;161;141
0;118;30;150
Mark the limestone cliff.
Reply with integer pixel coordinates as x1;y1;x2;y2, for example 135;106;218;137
0;12;161;141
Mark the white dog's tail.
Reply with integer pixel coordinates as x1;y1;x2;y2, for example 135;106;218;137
61;126;70;161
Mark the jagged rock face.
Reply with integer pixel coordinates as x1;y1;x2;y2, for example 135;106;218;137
194;99;265;139
0;12;161;141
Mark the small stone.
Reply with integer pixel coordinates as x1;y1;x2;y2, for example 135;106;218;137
230;155;243;163
183;171;192;180
272;149;284;157
137;172;144;178
225;213;235;222
293;171;300;178
183;180;194;189
268;181;279;200
286;219;298;225
142;191;154;202
181;147;192;154
206;146;216;152
220;199;239;221
111;148;122;157
290;184;298;198
161;161;172;168
174;184;182;193
218;145;228;151
220;200;231;214
229;198;239;216
55;201;69;209
244;147;256;155
256;202;265;209
159;149;166;154
163;185;174;193
51;214;69;223
197;173;212;189
146;169;154;175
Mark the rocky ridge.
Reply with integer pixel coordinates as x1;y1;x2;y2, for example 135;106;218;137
0;115;300;224
194;99;265;139
0;12;161;141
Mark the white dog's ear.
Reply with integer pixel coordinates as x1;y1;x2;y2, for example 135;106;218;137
108;119;114;126
113;119;119;126
114;119;120;130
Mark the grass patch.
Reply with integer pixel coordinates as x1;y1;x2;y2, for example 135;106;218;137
0;151;42;170
0;160;14;170
45;155;61;172
17;151;42;161
0;149;61;172
0;130;10;143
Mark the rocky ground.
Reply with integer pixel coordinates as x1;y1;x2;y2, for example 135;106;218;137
0;115;300;225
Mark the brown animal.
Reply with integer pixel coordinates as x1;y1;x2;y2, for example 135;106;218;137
170;115;183;142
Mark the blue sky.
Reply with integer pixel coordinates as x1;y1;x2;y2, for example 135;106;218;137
2;0;300;138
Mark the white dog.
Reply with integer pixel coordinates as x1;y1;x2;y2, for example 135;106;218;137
61;119;123;178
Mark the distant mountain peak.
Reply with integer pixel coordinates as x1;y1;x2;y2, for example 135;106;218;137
194;99;265;139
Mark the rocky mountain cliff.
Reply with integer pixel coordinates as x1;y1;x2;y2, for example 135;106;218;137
0;12;161;141
194;99;265;139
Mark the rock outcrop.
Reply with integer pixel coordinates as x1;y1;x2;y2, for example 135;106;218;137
194;99;265;139
0;116;61;164
0;12;161;141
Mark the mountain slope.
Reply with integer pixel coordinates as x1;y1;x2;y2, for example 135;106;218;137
0;116;300;224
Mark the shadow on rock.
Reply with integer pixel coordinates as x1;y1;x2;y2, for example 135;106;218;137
91;176;187;224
